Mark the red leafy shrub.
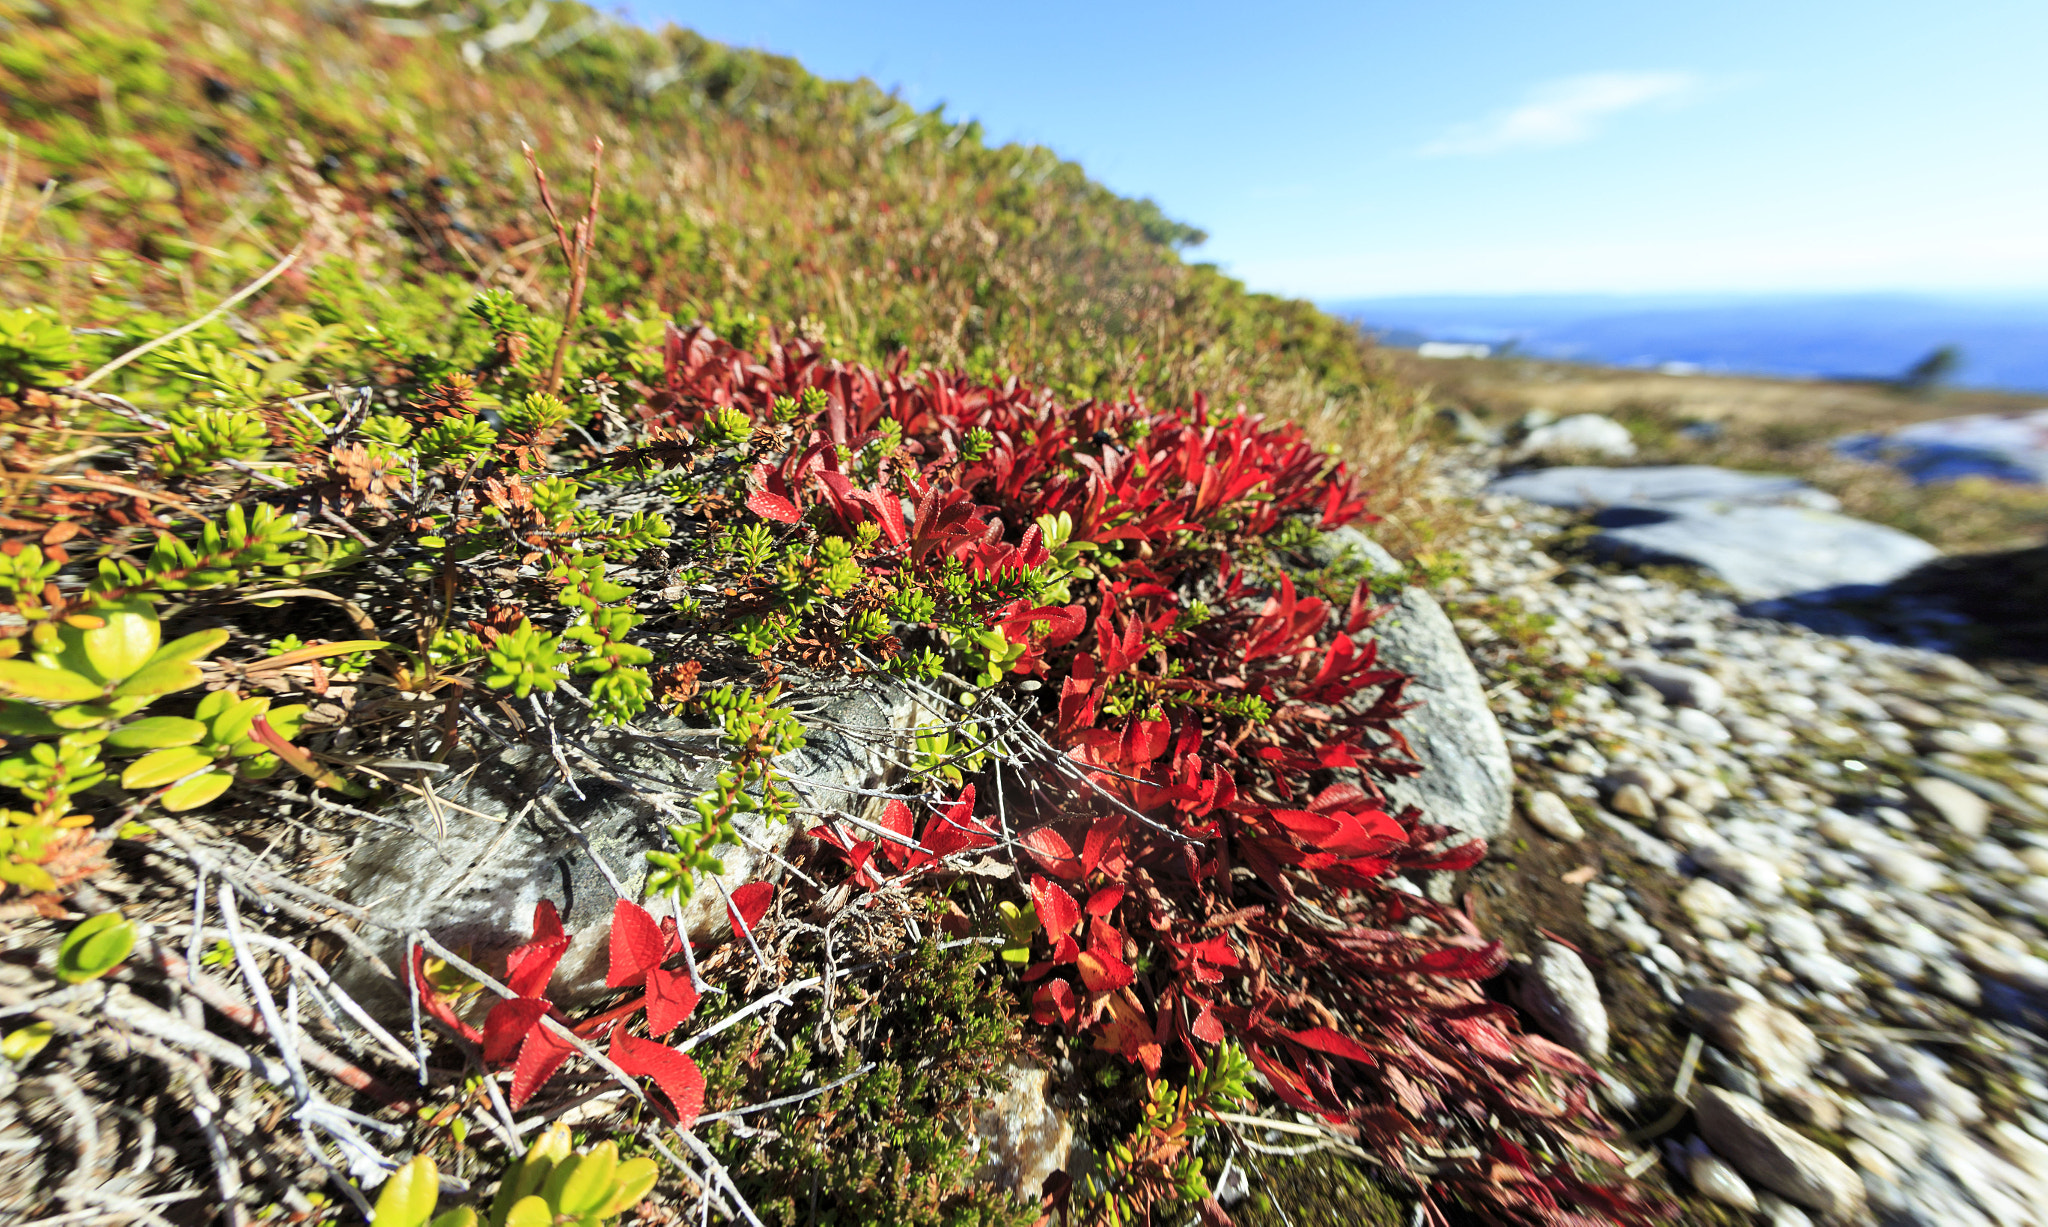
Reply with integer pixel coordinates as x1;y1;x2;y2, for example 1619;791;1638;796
623;325;1660;1224
411;895;740;1125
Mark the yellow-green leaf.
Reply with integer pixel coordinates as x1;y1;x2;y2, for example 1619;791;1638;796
601;1157;659;1217
107;716;207;752
264;704;308;743
208;695;269;747
55;912;135;984
371;1154;440;1227
49;703;117;729
0;660;101;702
112;658;204;698
145;626;230;669
501;1196;552;1227
428;1210;478;1227
160;770;234;812
0;702;62;736
59;596;159;684
122;746;213;789
2;1021;53;1062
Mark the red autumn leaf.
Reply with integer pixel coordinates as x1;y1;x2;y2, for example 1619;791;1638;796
877;798;916;868
1189;999;1225;1044
1029;874;1081;938
727;882;775;934
409;948;482;1043
611;1032;706;1128
1031;979;1077;1027
915;784;987;862
644;965;701;1037
1284;1026;1377;1065
509;1022;577;1108
745;488;801;523
810;823;880;889
1085;885;1125;917
482;997;551;1064
608;899;668;989
1077;946;1135;994
1093;988;1161;1074
504;900;570;999
1018;827;1083;881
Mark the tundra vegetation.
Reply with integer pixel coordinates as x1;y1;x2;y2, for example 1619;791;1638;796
0;2;1657;1224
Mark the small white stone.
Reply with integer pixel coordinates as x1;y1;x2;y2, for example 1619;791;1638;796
1673;707;1732;744
1658;811;1721;850
1910;776;1991;839
2014;876;2048;915
1683;1139;1759;1210
1694;843;1785;901
1516;941;1610;1060
1863;845;1946;892
1609;782;1657;820
1521;790;1585;841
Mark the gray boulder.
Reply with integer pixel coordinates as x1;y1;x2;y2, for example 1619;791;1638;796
336;675;928;1006
1489;465;1836;512
1588;501;1939;600
1307;527;1514;846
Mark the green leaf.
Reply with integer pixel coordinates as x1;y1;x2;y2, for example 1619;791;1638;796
2;1020;53;1062
0;702;61;737
264;704;308;743
208;695;268;747
77;597;161;683
111;658;204;698
602;1158;659;1216
106;717;207;752
145;627;230;669
501;1197;552;1227
546;1145;620;1218
0;661;101;702
55;912;135;984
122;746;214;789
159;770;233;812
371;1154;440;1227
49;703;118;730
428;1210;478;1227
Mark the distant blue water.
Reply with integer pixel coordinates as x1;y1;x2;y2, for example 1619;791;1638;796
1324;294;2048;393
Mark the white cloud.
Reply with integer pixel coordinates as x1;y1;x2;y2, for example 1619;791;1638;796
1421;72;1701;157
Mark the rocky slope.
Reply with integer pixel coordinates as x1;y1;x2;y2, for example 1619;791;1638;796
1413;441;2048;1224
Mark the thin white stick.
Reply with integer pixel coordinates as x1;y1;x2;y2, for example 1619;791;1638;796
73;243;305;390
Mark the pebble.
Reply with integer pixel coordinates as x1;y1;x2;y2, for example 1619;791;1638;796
1608;782;1657;820
1910;776;1992;838
1684;986;1822;1095
1444;459;2048;1223
1521;790;1585;841
1515;941;1610;1060
1620;658;1727;711
1694;1088;1867;1219
1682;1138;1759;1210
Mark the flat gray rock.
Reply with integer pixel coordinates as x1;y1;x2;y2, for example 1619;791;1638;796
1837;407;2048;485
1305;528;1513;846
1588;501;1939;600
1488;465;1836;511
336;675;927;1006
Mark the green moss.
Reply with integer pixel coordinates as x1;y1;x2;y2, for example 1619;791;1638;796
1227;1153;1407;1227
693;941;1036;1227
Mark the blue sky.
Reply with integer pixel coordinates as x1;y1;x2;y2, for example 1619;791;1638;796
632;1;2048;301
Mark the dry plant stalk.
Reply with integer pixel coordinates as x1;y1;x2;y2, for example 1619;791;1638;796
521;138;605;397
